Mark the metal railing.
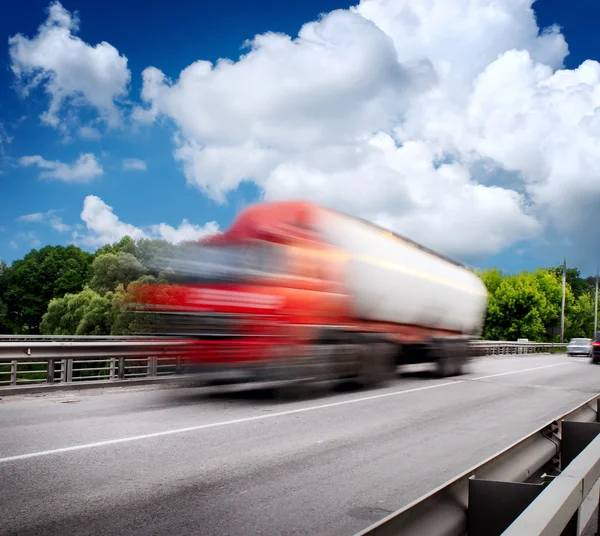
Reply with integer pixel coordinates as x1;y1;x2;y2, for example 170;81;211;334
0;337;567;388
354;394;600;536
0;339;191;388
472;341;564;356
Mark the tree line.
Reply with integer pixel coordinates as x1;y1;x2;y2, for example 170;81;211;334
0;237;176;336
0;237;597;341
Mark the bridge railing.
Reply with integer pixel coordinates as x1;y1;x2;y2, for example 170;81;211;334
0;338;191;388
471;341;564;355
0;336;567;388
354;394;600;536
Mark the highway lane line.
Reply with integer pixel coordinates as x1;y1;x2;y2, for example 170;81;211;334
470;362;572;381
0;361;575;465
0;380;463;464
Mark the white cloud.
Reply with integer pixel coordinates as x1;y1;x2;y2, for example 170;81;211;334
8;1;130;131
10;0;593;263
19;153;103;182
263;135;541;258
18;209;71;232
129;0;600;265
123;158;147;171
150;220;220;244
9;231;42;249
51;218;70;232
0;123;13;156
79;195;219;246
80;196;147;246
19;212;45;223
78;126;102;140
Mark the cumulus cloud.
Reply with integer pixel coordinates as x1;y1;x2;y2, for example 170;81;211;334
263;135;541;257
150;220;220;244
8;1;130;131
18;209;70;232
15;0;600;265
123;158;147;171
130;0;591;261
19;153;103;182
79;195;219;246
79;196;147;245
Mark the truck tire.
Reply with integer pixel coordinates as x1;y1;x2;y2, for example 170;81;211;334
357;341;396;388
435;341;463;378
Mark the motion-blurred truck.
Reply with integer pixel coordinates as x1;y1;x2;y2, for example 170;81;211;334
128;201;489;388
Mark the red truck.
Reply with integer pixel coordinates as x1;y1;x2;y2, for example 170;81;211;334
129;201;488;388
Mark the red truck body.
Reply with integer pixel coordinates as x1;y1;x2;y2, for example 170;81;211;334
129;201;488;386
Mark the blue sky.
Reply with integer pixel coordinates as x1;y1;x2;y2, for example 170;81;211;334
1;0;600;275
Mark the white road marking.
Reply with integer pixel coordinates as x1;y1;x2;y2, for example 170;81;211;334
0;380;462;464
470;362;572;381
0;359;575;465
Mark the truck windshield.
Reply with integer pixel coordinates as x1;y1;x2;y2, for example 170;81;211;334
159;244;284;283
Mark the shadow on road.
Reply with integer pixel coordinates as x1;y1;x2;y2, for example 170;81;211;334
160;376;393;406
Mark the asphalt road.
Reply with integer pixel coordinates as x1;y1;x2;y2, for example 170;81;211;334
1;354;600;536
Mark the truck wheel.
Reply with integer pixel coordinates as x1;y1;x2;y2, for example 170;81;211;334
435;342;463;378
357;342;395;388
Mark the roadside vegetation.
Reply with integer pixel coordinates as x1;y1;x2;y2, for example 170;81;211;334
0;237;596;341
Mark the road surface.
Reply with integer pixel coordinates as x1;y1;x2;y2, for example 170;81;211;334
1;354;599;536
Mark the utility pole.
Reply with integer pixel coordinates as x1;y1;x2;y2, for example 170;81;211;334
595;265;599;337
560;258;566;344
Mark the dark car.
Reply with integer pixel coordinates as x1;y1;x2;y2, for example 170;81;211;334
592;333;600;363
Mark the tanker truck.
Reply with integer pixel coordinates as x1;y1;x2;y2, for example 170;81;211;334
128;201;489;388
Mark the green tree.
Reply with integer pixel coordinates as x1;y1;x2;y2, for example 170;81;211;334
95;236;138;258
89;252;145;294
0;259;10;333
566;292;595;339
550;267;593;299
76;293;114;335
481;269;569;341
41;288;96;335
133;239;175;275
40;288;116;335
39;296;70;335
1;246;93;333
534;268;566;334
95;236;177;276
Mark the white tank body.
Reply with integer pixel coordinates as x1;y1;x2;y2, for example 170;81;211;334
314;208;488;335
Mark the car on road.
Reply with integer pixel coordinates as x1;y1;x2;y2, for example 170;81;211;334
567;337;592;358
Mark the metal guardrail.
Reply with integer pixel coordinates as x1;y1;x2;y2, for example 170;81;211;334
503;431;600;535
354;394;600;536
0;339;191;387
472;341;565;356
0;337;566;388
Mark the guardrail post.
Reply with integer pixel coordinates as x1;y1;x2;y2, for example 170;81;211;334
561;417;600;535
468;478;547;536
47;359;55;383
118;357;125;380
10;359;17;385
109;357;116;380
62;358;72;382
561;421;600;469
176;356;182;375
148;356;157;377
